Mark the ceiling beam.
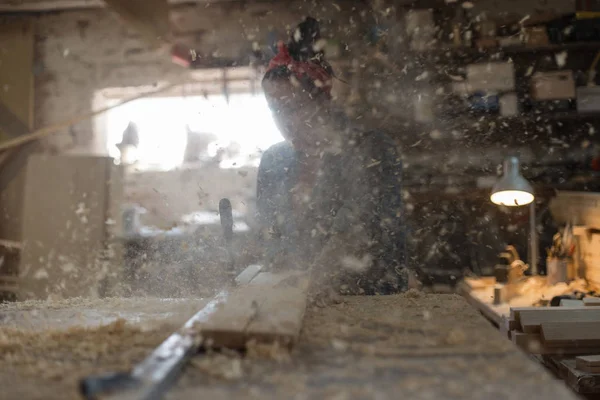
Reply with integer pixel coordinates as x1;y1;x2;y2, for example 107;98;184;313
0;0;236;12
103;0;170;47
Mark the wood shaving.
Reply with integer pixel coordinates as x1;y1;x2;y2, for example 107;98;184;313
246;339;291;363
191;354;244;380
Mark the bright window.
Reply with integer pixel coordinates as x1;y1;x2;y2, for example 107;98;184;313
104;93;283;170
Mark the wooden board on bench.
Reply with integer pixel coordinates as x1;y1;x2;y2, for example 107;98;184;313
200;270;310;349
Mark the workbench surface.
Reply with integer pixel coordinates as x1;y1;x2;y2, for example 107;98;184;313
0;293;577;400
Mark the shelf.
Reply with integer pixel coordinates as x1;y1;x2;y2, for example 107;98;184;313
440;110;600;124
419;41;600;57
0;239;22;251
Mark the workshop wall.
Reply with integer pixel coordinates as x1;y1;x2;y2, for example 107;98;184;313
32;1;370;153
34;9;185;152
125;166;257;230
25;0;592;282
30;1;371;229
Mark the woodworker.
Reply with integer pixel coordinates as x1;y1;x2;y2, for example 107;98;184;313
256;17;407;296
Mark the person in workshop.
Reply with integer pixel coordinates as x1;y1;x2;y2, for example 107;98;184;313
256;17;406;297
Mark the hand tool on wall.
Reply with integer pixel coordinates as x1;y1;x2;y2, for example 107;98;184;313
219;198;235;272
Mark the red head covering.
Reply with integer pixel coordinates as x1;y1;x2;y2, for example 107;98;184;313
266;41;333;97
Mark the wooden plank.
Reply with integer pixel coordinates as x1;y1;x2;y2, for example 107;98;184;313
500;317;510;339
562;359;600;394
248;271;306;286
517;308;600;334
560;299;584;307
512;332;543;353
200;271;310;349
513;333;600;355
584;297;600;307
511;306;545;322
18;155;119;300
508;318;519;331
0;0;217;12
576;364;600;374
541;322;600;348
577;355;600;368
245;274;310;347
234;264;263;286
199;286;262;348
0;19;34;136
576;355;600;373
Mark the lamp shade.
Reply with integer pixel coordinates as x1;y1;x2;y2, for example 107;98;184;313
490;157;534;206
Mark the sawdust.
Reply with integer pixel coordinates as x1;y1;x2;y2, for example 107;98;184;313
191;352;245;380
0;296;123;312
0;318;175;400
169;293;574;400
246;339;292;363
0;297;209;331
0;293;578;400
0;296;210;400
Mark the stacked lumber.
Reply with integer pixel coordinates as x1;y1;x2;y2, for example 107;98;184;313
584;297;600;307
576;355;600;373
505;307;600;355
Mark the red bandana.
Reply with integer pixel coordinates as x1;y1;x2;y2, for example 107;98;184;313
266;41;333;97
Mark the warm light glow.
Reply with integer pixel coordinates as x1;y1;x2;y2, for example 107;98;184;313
490;190;534;206
102;94;283;171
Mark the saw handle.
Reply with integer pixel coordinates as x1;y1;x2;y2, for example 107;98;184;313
219;198;233;243
219;198;235;271
79;372;140;399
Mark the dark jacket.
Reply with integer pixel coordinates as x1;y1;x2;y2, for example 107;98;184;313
256;130;406;295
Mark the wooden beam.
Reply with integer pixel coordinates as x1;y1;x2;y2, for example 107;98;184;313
0;0;235;12
0;0;103;12
576;355;600;373
0;99;30;139
541;322;600;348
516;308;600;334
0;19;34;136
102;0;170;47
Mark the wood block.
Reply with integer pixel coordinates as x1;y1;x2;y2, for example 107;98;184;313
576;354;600;373
245;275;310;347
577;355;600;368
562;359;600;393
501;317;519;339
199;271;310;349
560;299;585;307
500;317;510;339
511;307;544;322
584;297;600;307
248;271;305;286
513;333;600;355
199;286;263;348
234;264;262;286
576;363;600;374
512;332;544;353
517;308;600;334
541;322;600;348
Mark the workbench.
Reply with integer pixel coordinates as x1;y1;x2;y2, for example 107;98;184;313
459;276;600;398
0;291;577;400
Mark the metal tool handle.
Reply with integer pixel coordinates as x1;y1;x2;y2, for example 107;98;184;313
219;198;235;270
80;372;140;399
219;198;233;243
